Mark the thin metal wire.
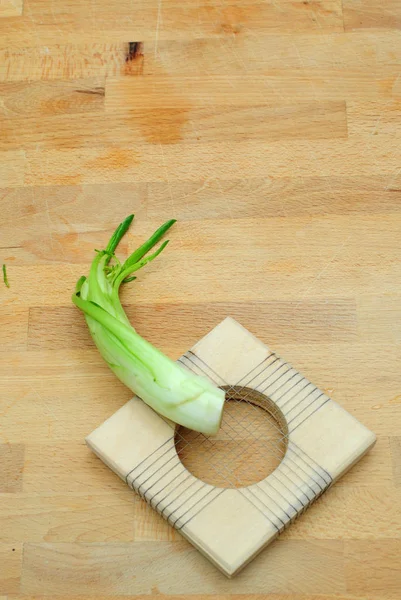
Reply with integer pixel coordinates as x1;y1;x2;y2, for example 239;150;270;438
290;398;331;434
156;432;251;518
136;454;183;498
182;354;289;433
270;472;307;508
158;474;202;517
237;489;282;532
129;403;242;492
169;482;221;527
167;432;264;520
284;387;322;416
287;393;326;426
125;435;174;485
129;444;177;492
137;412;264;512
191;350;320;430
179;357;333;520
135;432;229;501
130;428;212;494
246;480;294;523
287;443;332;486
187;349;277;392
221;404;321;496
176;405;315;514
175;488;227;530
153;471;194;512
186;351;313;434
187;349;274;388
186;350;332;488
180;356;328;494
125;347;332;532
139;416;288;524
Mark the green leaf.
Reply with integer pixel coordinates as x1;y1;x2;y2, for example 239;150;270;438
105;214;135;261
2;264;10;288
121;219;176;272
75;276;86;294
115;239;170;289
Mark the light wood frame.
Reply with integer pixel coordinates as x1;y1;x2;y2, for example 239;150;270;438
87;317;376;577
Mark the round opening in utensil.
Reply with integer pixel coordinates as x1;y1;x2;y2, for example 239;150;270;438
175;386;288;488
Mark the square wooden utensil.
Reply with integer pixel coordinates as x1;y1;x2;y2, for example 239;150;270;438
86;317;376;577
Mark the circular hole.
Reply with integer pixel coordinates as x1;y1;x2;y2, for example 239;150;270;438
175;386;288;488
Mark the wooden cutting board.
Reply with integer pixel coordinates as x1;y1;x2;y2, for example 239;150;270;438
1;0;401;597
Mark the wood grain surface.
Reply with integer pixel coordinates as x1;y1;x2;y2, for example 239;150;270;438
0;0;400;596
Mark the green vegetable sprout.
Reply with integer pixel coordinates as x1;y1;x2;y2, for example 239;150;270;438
2;264;9;288
72;215;225;435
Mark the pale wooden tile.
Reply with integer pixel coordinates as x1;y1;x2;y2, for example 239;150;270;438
0;308;28;352
0;1;344;51
390;436;401;486
345;540;401;598
1;33;401;81
113;33;401;76
344;0;401;31
0;103;348;152
335;436;393;487
0;79;104;118
28;307;96;350
23;442;130;493
0;43;126;82
21;540;345;595
346;101;401;139
106;69;401;105
133;497;179;541
145;177;401;221
286;485;401;539
5;594;379;600
357;294;401;345
0;349;113;380
3;215;401;325
23;140;401;186
0;493;135;542
0;544;22;594
0;181;147;228
27;299;357;352
0;444;24;493
1;176;401;235
0;151;26;188
0;378;133;443
0;0;23;17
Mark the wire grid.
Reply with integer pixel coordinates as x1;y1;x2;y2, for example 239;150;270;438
183;350;330;434
173;351;332;530
175;351;313;487
125;348;333;532
175;387;288;488
181;349;331;467
179;353;331;481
